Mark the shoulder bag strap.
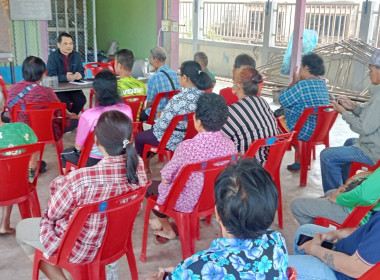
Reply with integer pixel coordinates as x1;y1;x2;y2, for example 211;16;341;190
160;70;176;91
7;84;38;109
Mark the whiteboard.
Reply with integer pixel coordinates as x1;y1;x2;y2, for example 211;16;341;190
9;0;52;20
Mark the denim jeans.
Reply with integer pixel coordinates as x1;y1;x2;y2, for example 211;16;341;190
320;138;374;193
288;224;337;280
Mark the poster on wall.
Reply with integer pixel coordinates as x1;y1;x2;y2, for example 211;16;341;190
9;0;52;20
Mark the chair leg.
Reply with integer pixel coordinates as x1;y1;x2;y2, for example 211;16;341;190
175;214;195;260
18;200;32;219
32;251;42;280
126;235;139;280
55;139;64;175
140;200;154;263
275;174;283;229
30;190;42;217
299;141;311;187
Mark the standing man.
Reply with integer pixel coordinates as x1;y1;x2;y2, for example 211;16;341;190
140;46;180;121
47;33;86;114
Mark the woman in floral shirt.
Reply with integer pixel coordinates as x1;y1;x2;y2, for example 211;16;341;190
135;60;213;157
148;158;289;280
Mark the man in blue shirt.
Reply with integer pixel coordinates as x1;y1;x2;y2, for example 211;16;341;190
140;47;181;121
288;211;380;280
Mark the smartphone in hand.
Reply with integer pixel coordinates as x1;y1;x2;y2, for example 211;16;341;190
329;94;336;102
297;234;334;249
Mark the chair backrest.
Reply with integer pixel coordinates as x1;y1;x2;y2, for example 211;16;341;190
292;105;338;142
84;62;113;78
0;143;44;204
146;90;180;125
243;132;294;177
108;60;116;73
55;186;147;265
162;154;239;214
358;262;380;279
0;74;9;112
121;95;147;122
11;102;66;143
341;202;378;228
65;131;95;174
349;159;380;178
219;79;265;105
286;267;297;280
157;112;197;154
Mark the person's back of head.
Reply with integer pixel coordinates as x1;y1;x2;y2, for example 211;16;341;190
236;66;263;96
22;56;46;82
234;54;256;69
301;53;325;76
150;46;167;63
194;52;208;69
214;158;279;240
115;49;134;72
95;110;139;184
180;60;213;90
195;92;228;131
93;70;120;106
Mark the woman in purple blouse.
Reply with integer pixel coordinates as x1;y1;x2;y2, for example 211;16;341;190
147;93;236;242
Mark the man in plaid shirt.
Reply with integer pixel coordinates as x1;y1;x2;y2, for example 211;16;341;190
140;46;180;121
279;53;329;170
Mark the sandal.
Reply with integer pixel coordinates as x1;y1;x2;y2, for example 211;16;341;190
287;162;300;171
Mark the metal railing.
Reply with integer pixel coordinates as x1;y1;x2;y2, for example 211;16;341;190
202;2;265;44
372;4;380;48
275;3;361;46
179;0;193;38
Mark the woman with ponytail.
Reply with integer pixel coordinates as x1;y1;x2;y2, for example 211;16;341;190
221;66;278;164
61;70;133;172
135;60;213;159
16;110;148;279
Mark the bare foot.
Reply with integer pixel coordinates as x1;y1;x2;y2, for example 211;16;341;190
154;228;176;240
0;227;15;235
149;218;163;231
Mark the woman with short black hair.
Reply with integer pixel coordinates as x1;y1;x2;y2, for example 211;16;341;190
147;158;288;280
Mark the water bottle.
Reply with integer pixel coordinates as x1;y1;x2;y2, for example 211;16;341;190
106;261;119;280
145;58;150;74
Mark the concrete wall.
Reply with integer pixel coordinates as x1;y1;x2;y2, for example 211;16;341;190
95;0;157;60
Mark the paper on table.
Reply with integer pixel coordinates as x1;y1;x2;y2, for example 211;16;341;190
69;80;93;85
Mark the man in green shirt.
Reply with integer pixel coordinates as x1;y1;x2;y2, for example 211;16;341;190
0;91;37;234
115;49;146;97
194;51;216;84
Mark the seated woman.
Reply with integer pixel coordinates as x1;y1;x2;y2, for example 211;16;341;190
147;93;236;241
134;60;213;161
291;167;380;226
147;158;288;280
16;110;148;280
278;53;329;170
0;91;38;234
61;70;133;171
221;66;278;164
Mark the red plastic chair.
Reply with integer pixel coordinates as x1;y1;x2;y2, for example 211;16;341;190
145;90;180;125
291;106;338;187
84;62;113;108
359;262;380;279
33;186;148;280
243;132;294;228
65;131;95;175
121;95;147;142
348;159;380;178
0;143;45;219
140;154;239;262
142;112;198;173
203;83;215;93
108;60;116;74
11;102;67;175
287;267;297;280
219;79;265;105
315;200;378;230
0;73;9;112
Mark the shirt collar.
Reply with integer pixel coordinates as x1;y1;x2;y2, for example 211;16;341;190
157;65;169;72
98;155;125;165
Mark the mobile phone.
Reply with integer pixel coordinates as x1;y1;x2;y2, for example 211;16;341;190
329;94;336;101
297;234;334;249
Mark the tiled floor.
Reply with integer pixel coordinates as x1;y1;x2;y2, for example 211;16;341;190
0;82;357;279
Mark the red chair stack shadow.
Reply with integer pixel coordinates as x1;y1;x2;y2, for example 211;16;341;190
84;62;114;108
121;95;147;142
0;143;45;219
64;131;95;175
33;185;149;280
291;105;338;187
243;132;294;228
140;154;239;262
142;112;198;173
11;102;67;175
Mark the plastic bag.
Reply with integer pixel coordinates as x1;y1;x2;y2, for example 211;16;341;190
281;29;318;75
